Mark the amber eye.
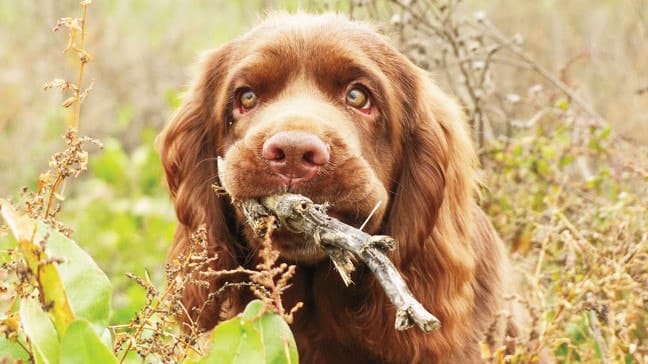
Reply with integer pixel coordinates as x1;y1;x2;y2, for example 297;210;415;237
346;87;370;109
239;90;258;110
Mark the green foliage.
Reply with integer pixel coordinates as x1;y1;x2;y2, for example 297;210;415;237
62;130;175;324
20;297;59;364
198;300;299;364
481;110;648;362
39;221;112;332
59;320;117;364
0;334;30;362
1;212;117;363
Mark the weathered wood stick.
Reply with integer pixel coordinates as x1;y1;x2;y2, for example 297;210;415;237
239;193;441;333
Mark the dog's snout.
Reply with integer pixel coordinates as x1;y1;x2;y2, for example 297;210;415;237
262;131;329;183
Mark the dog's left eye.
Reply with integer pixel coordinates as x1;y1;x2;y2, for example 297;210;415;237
239;90;259;110
346;87;371;112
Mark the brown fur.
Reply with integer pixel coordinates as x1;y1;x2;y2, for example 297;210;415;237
159;13;520;363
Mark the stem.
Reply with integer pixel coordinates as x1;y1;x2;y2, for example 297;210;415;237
43;174;63;218
43;2;91;219
119;250;198;363
73;2;89;130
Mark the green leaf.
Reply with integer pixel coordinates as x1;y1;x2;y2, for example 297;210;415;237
0;332;31;361
558;154;575;168
203;315;265;364
20;297;60;364
2;201;112;336
59;320;118;364
200;300;298;364
38;222;113;333
243;301;298;364
598;126;612;140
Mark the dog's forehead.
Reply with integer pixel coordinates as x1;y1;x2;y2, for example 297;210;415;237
225;13;399;86
251;12;378;38
238;13;386;56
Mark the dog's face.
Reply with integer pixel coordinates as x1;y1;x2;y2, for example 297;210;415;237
162;13;470;267
213;14;414;261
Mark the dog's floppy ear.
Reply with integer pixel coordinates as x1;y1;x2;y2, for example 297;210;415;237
387;65;478;262
384;64;480;351
159;45;232;200
158;43;246;329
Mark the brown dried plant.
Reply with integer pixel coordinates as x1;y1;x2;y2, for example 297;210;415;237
111;225;215;363
112;216;301;363
0;0;98;361
348;0;606;147
25;0;98;232
207;213;304;325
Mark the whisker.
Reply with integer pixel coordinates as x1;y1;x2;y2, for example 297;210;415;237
195;156;220;169
203;173;223;189
359;200;383;231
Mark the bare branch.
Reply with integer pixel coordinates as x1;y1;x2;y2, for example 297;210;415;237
239;193;441;333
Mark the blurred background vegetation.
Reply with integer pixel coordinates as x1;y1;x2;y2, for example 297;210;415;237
1;0;647;362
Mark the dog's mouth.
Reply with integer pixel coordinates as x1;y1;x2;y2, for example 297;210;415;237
218;156;387;262
237;195;386;265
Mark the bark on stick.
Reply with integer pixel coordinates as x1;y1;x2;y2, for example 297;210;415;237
239;193;441;332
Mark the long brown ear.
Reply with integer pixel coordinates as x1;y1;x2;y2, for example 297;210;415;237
386;66;479;350
387;71;478;261
158;44;246;330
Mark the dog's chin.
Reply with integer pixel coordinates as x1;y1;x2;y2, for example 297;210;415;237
270;230;329;264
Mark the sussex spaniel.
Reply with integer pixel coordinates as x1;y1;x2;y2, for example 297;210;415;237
159;13;521;363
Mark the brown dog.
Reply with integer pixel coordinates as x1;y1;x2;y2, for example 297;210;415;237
159;13;521;363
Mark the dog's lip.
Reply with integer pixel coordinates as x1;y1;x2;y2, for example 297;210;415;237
269;229;328;262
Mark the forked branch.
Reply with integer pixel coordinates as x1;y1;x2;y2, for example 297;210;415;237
239;193;441;333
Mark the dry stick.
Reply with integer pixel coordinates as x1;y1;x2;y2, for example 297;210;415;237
239;193;441;333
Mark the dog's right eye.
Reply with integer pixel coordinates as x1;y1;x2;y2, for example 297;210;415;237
345;86;372;114
239;90;259;111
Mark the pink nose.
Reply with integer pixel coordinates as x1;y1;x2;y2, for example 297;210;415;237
262;131;330;184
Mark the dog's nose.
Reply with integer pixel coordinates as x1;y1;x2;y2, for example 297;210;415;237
262;131;329;184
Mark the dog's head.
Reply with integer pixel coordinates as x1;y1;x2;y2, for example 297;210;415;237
160;12;476;266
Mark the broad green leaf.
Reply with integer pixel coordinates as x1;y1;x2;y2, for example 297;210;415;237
59;320;118;364
244;301;299;364
203;315;265;364
1;201;112;335
200;300;298;364
37;221;113;333
20;297;60;364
